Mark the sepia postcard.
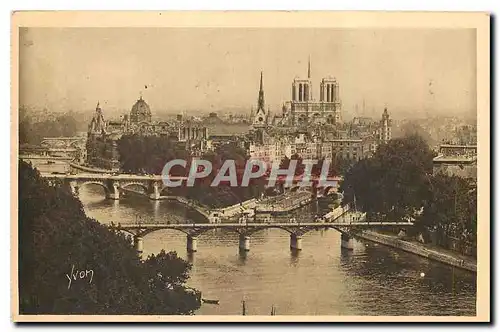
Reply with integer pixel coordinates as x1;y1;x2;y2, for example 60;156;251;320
11;11;490;323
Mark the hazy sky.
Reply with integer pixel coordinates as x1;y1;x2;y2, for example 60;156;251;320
19;28;476;118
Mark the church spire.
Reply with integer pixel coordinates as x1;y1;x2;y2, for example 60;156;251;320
308;56;311;79
257;71;265;112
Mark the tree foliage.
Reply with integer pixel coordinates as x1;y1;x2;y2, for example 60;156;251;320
278;155;353;178
18;160;200;314
339;134;476;254
340;134;436;220
118;136;264;207
184;142;261;207
418;174;477;250
117;134;190;175
19;111;78;145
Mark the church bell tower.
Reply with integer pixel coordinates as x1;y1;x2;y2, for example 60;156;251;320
253;71;267;128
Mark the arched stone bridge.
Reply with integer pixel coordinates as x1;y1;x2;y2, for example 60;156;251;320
40;136;87;150
38;137;87;162
114;218;414;258
42;173;212;220
43;173;180;198
41;172;342;220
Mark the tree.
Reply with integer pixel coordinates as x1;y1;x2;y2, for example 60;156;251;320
395;121;435;146
18;160;200;314
117;135;190;175
290;153;305;176
279;156;291;170
332;155;355;175
340;134;436;221
418;174;477;252
18;108;79;145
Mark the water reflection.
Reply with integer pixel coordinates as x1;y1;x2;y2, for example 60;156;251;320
238;250;248;263
79;186;476;316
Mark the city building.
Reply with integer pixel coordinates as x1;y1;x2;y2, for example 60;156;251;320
433;144;477;179
378;107;392;144
281;59;342;126
86;98;209;170
251;72;269;129
247;63;393;165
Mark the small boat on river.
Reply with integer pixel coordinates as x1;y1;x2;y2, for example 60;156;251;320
202;298;219;305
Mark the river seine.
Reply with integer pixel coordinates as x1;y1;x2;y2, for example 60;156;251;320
79;185;476;316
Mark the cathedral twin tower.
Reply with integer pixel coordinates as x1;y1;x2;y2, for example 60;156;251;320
253;59;342;128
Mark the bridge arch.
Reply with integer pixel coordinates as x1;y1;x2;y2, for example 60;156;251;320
135;225;303;237
142;227;192;237
115;223;352;242
243;225;298;236
78;181;110;195
68;140;85;149
246;224;348;237
120;182;149;193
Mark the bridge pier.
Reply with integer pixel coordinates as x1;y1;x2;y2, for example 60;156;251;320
290;234;303;251
187;235;198;253
106;190;120;200
239;234;250;252
70;185;79;196
106;183;120;200
148;182;161;200
134;236;144;259
340;233;354;250
69;181;79;196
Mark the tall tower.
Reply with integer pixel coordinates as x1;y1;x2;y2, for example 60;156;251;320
320;78;339;103
253;71;267;128
380;107;392;143
88;101;107;135
258;71;265;112
291;59;312;102
290;58;314;126
307;56;311;80
319;77;341;124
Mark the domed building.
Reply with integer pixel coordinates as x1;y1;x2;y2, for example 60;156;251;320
86;96;210;170
130;96;152;123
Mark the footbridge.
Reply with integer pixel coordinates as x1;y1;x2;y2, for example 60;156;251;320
112;210;414;258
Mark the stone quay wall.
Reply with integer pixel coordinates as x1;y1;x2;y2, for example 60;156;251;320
358;231;476;273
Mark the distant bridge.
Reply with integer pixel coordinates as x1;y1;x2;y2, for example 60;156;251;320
42;173;180;199
40;136;86;149
41;172;342;200
40;171;344;225
20;136;87;162
41;172;215;220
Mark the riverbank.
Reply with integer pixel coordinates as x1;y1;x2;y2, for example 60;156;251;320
68;162;114;173
255;191;313;214
358;230;476;273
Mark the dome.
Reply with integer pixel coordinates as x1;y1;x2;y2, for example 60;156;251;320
130;96;152;123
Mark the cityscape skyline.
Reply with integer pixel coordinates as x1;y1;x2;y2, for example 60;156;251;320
20;28;476;118
15;12;485;321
